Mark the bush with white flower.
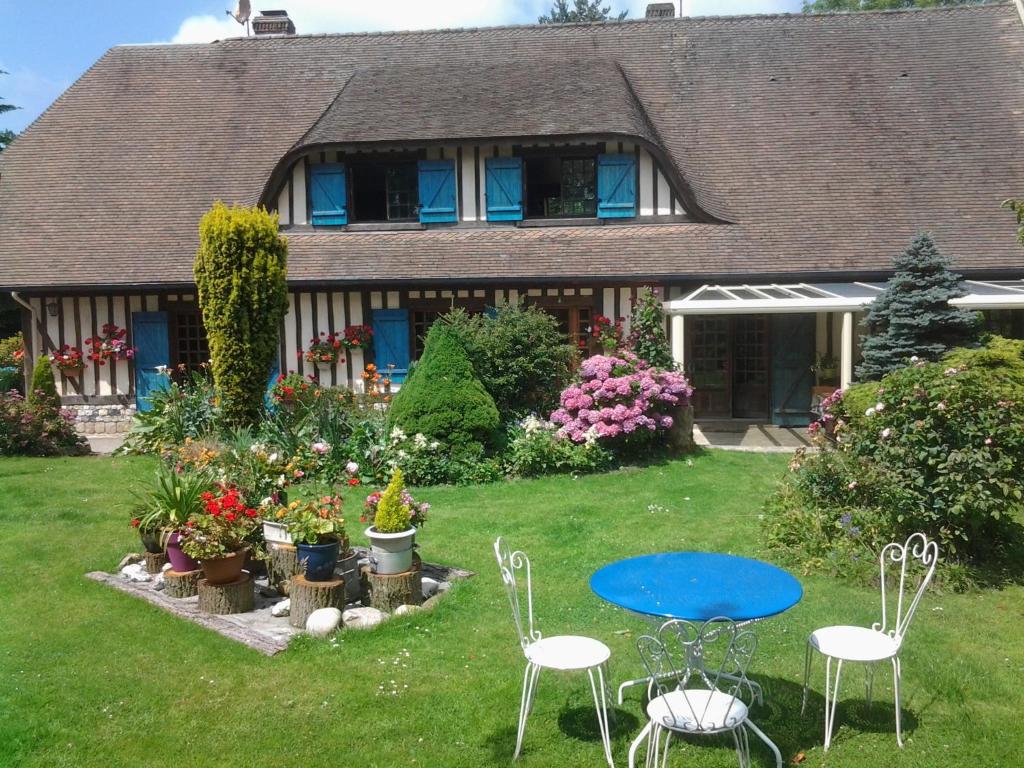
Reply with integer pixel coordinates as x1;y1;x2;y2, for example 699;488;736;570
767;337;1024;578
504;415;614;478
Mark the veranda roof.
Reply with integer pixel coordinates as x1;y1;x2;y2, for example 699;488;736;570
664;279;1024;315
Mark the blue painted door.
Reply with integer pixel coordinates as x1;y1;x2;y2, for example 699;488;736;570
310;163;348;226
133;311;169;412
597;154;637;218
371;309;410;383
418;160;458;223
485;157;523;221
770;314;815;426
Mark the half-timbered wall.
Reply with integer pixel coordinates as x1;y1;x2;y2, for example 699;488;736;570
275;141;683;226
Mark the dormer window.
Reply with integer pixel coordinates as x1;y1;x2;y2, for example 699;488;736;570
525;154;597;218
352;161;418;222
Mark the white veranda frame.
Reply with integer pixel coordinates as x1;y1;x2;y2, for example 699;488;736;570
802;532;939;749
627;618;782;768
493;536;616;767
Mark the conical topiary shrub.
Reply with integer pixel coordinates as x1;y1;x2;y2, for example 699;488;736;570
388;323;499;453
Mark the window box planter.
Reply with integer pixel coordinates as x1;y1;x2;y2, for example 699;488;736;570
262;519;293;545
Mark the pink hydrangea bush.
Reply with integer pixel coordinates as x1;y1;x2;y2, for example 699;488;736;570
549;352;693;444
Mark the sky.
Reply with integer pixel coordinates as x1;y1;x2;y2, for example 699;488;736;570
0;0;799;134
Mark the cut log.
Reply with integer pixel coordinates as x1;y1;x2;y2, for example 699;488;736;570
143;550;168;574
266;543;301;596
289;575;346;629
164;568;201;599
198;573;255;615
367;568;423;613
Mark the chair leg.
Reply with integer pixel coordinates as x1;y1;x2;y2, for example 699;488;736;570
892;656;903;748
745;719;783;768
602;662;618;725
660;728;672;767
627;721;651;768
587;666;615;768
823;656;844;751
514;662;540;760
865;663;875;708
647;723;663;768
732;724;751;768
801;640;813;716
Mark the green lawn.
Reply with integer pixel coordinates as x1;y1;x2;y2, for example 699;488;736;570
1;451;1021;767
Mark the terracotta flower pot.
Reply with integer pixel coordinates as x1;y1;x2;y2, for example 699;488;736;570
200;548;248;585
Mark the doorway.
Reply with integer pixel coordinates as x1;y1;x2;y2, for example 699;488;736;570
688;315;770;420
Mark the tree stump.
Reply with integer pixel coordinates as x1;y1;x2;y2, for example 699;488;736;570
164;568;201;598
289;575;346;629
367;568;423;613
143;550;168;574
198;573;255;615
266;543;301;596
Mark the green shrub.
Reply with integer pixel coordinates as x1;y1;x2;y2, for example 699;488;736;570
442;303;575;421
373;469;411;533
0;332;23;368
627;287;674;369
120;370;220;454
503;417;614;478
0;367;21;394
27;354;57;406
767;337;1024;576
0;390;88;456
389;323;499;453
194;202;288;428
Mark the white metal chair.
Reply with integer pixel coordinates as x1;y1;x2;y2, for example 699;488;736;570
493;536;615;767
802;532;939;749
627;618;782;768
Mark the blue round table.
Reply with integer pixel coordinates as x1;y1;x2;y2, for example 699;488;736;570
590;552;802;705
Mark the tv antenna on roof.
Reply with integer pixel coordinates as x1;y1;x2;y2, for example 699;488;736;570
226;0;252;36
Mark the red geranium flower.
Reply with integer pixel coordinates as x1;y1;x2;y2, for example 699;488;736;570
130;518;140;528
347;477;360;486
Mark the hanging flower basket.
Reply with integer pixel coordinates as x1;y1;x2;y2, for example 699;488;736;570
302;332;346;368
50;345;86;374
85;323;136;365
341;324;373;351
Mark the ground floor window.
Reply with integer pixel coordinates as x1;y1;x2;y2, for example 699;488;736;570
984;309;1024;339
170;307;209;376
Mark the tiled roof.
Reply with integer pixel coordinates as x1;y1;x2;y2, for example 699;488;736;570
1;6;1023;290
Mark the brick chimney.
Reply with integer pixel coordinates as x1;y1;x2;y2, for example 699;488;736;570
253;9;296;35
645;3;676;18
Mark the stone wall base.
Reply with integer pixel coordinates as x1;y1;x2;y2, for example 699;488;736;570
66;403;136;434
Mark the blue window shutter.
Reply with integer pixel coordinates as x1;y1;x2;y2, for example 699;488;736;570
310;163;348;226
418;160;458;223
485;157;523;221
132;311;169;412
597;154;637;219
371;309;411;383
265;356;281;411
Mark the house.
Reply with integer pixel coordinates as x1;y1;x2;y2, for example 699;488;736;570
2;5;1023;433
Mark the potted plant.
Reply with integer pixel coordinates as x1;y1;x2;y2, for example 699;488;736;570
132;468;209;571
278;490;347;581
85;323;136;365
50;344;86;375
302;331;345;369
182;486;259;584
341;323;373;351
363;469;428;575
812;353;840;386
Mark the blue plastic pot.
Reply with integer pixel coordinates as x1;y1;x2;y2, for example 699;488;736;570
296;539;341;582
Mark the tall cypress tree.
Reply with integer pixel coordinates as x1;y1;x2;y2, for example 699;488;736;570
856;233;980;381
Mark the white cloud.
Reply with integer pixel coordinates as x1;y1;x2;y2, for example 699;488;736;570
168;0;798;43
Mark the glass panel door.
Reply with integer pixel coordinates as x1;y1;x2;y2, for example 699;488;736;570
689;316;731;418
732;315;769;419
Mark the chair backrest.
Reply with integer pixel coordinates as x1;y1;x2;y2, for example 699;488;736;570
493;537;541;651
874;532;939;642
636;617;756;733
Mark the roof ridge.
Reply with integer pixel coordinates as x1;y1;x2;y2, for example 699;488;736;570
115;3;1015;50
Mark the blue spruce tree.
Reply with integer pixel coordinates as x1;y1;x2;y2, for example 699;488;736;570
856;233;980;381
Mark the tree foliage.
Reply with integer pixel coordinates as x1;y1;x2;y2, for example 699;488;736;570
388;323;499;453
441;303;575;422
856;233;980;381
194;202;289;427
1004;199;1024;249
0;69;18;152
27;354;57;406
538;0;627;23
803;0;991;12
627;287;674;369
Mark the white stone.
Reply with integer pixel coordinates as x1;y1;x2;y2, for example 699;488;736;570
161;562;172;572
436;581;451;594
394;604;423;617
120;562;151;582
305;607;342;636
271;598;291;617
421;576;440;598
342;606;386;630
117;553;143;570
152;573;165;590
